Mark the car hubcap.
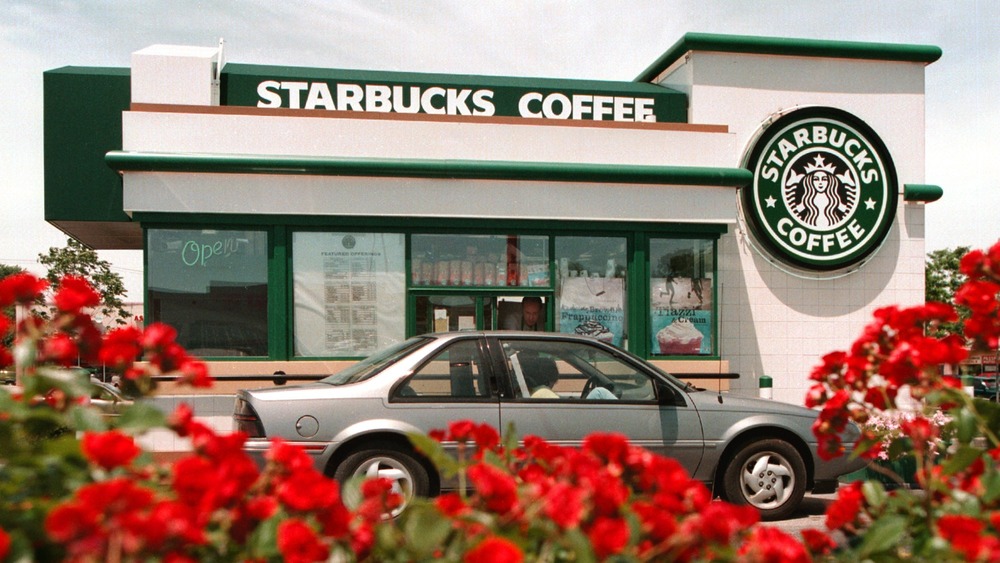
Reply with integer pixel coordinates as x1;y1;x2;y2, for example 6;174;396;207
354;457;414;517
740;451;794;510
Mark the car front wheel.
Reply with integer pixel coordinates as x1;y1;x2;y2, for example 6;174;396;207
721;439;806;521
334;444;431;518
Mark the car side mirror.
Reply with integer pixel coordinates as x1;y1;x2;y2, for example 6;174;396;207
656;380;684;406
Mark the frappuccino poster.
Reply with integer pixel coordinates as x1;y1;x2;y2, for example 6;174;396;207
558;277;625;346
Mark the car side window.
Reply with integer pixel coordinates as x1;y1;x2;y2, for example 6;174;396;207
501;339;656;402
394;339;490;399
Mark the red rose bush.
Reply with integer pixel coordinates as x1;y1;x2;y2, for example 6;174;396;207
4;238;1000;561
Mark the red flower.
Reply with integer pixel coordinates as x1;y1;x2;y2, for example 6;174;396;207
277;469;341;512
801;528;837;555
587;516;630;559
937;514;987;560
99;326;143;369
81;430;140;470
53;275;101;314
472;423;501;451
583;432;631;466
900;416;939;455
142;322;177;350
589;469;630;516
171;455;215;505
40;332;78;366
464;536;524;563
468;463;519;515
244;496;278;521
448;420;477;442
542;482;584;529
178;358;213;388
266;438;314;473
276;519;329;563
0;527;9;561
320;502;352;539
435;492;468;517
738;526;811;563
45;502;100;543
0;272;47;307
825;481;864;530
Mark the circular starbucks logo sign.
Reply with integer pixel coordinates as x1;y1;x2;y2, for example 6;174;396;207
742;107;897;272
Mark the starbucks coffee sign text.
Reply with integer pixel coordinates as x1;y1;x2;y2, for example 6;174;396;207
256;80;657;122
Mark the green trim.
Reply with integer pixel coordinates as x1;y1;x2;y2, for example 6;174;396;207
636;32;942;83
630;233;649;358
132;212;730;235
270;226;290;360
903;184;943;202
106;151;751;188
44;67;131;225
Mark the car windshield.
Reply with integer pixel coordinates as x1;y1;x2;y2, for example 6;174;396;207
320;337;433;385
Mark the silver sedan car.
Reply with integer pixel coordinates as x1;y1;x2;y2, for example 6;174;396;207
235;331;864;520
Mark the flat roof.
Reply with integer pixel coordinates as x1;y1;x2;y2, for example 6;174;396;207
635;32;942;83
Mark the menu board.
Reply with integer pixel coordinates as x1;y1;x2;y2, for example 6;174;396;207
294;233;405;356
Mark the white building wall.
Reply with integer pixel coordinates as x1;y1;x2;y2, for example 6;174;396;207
661;52;930;403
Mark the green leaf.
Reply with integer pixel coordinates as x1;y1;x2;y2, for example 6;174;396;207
861;480;888;509
114;402;167;433
246;514;281;558
982;471;1000;504
563;528;597;563
402;504;453;557
940;445;983;476
407;432;458;476
35;366;93;398
957;408;978;444
67;404;108;432
858;514;908;557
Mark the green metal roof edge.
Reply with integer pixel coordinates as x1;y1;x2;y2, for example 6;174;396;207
636;32;943;83
105;151;751;187
903;184;943;202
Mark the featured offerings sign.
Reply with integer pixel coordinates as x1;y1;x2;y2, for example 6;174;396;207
742;107;898;272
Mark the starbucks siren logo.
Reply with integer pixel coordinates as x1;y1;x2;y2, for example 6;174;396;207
743;108;897;272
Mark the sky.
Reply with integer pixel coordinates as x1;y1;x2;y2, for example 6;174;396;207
2;1;998;300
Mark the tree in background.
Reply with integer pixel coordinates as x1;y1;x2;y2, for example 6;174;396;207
925;246;970;338
0;264;25;366
37;239;130;327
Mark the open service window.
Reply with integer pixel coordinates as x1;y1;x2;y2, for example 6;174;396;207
147;228;269;357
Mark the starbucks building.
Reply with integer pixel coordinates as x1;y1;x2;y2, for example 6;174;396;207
43;33;943;402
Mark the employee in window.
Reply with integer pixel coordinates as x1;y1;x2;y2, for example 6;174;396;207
503;296;543;331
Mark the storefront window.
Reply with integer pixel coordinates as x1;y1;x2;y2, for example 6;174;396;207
292;232;405;357
649;238;714;356
147;228;268;356
411;234;549;288
554;236;627;347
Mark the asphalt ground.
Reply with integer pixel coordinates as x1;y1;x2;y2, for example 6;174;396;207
762;492;838;538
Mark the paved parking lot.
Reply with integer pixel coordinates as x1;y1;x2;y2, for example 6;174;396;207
763;492;837;538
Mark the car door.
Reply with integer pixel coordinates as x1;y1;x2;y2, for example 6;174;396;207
491;336;705;473
387;336;502;438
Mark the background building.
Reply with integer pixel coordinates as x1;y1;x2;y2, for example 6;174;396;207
44;33;942;402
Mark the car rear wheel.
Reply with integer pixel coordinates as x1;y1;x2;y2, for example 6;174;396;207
334;445;431;518
721;439;806;521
